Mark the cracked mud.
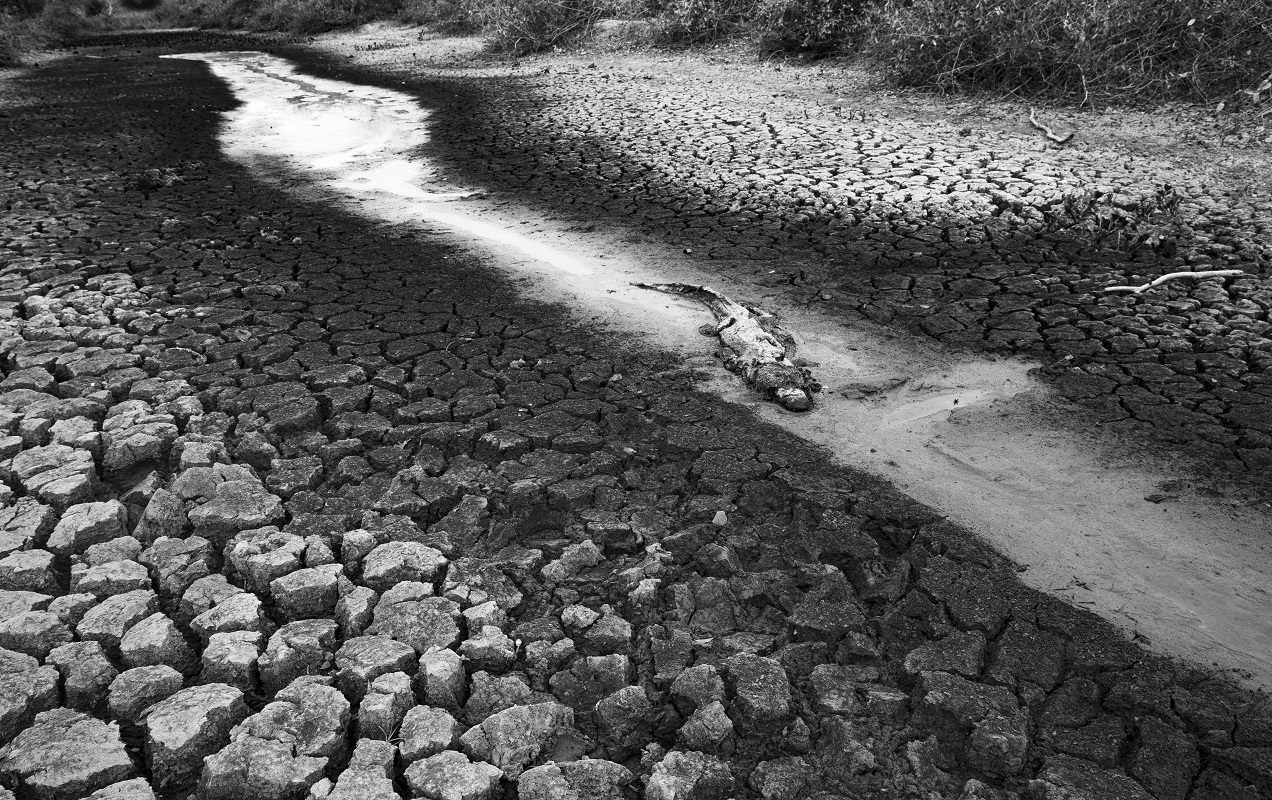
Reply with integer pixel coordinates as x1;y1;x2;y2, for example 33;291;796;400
0;25;1270;800
160;46;1272;689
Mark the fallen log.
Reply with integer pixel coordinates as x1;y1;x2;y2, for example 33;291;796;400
634;282;820;411
1103;269;1245;295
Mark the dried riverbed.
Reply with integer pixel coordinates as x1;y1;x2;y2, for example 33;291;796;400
0;26;1269;800
161;46;1272;688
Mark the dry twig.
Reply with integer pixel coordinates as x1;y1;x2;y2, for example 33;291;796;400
1028;107;1076;144
1103;269;1245;294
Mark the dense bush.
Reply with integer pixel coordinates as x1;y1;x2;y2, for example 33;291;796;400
1;0;94;65
757;0;867;54
252;0;406;32
475;0;601;51
0;13;36;65
647;0;1271;102
650;0;869;52
152;0;236;28
862;0;1272;102
397;0;478;27
652;0;754;44
162;0;595;49
5;0;48;17
157;0;407;33
19;0;1265;108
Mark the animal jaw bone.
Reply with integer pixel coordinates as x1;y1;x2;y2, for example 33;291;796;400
634;282;820;411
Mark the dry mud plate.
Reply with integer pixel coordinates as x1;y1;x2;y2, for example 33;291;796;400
0;27;1270;800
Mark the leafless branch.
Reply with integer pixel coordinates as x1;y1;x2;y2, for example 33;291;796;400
1103;269;1245;294
1029;107;1076;144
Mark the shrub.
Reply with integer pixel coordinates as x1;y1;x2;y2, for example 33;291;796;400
397;0;482;30
0;13;37;65
151;0;237;27
157;0;407;33
476;0;602;52
163;0;599;49
863;0;1272;103
244;0;404;33
6;0;48;17
652;0;870;52
1;0;97;65
652;0;756;44
757;0;868;55
598;0;650;18
1041;184;1186;253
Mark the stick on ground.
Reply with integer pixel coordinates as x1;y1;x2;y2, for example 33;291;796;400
1029;108;1076;145
1103;269;1246;295
633;282;819;411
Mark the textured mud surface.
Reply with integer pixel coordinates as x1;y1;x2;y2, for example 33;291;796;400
0;30;1271;800
147;45;1272;690
271;27;1272;487
435;58;1270;479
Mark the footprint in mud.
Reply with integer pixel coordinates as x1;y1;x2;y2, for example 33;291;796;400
838;374;911;400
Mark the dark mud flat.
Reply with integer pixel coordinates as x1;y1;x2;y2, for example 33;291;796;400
0;37;1269;800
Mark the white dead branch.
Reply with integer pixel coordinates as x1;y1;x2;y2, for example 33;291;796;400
1103;269;1245;295
633;282;820;411
1029;108;1076;145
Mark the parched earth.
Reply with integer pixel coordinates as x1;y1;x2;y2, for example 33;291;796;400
272;27;1272;487
0;28;1270;800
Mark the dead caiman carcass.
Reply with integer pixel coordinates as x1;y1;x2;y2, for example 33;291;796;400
634;282;820;411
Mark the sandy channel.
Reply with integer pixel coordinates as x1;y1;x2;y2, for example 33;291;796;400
166;50;1272;688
